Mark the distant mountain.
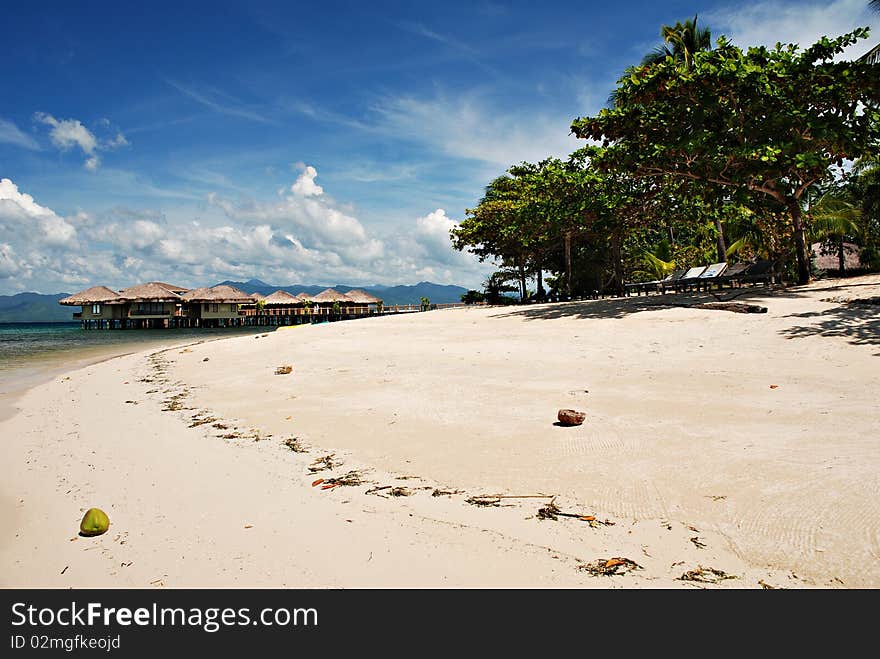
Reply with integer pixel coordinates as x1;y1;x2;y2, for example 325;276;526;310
0;292;72;323
214;280;469;305
0;280;470;322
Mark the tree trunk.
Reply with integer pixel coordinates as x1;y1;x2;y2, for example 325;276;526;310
838;237;846;275
666;220;675;247
612;232;624;297
564;231;572;300
788;201;811;285
714;215;727;263
536;257;544;301
517;260;527;302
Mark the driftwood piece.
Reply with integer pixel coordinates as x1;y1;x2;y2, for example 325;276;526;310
691;302;767;314
646;301;767;314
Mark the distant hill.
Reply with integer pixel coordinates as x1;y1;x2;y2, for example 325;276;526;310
0;281;470;322
0;292;71;323
214;280;469;306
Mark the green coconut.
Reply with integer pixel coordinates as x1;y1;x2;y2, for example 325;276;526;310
79;508;110;537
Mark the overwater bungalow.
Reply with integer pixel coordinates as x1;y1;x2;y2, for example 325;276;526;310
344;289;383;313
60;281;190;328
119;282;189;328
60;281;387;329
180;285;253;327
254;290;305;325
59;285;127;328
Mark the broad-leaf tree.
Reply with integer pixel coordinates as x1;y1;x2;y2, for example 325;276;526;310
573;29;880;284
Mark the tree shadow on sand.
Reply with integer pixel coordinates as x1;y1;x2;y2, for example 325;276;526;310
779;303;880;355
488;279;880;356
488;286;787;322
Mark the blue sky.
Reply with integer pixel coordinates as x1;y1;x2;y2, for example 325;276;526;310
1;0;876;294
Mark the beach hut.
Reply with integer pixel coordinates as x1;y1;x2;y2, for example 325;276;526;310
115;282;187;327
59;285;126;327
311;288;351;304
810;242;864;275
261;290;303;321
340;289;382;315
180;285;253;327
151;282;190;295
310;288;352;318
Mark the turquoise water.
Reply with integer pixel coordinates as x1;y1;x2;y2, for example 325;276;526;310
0;322;266;372
0;323;269;416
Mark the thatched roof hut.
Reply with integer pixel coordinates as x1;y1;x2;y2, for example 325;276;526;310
180;285;253;303
59;285;124;306
312;288;351;303
249;292;266;302
295;292;319;303
343;289;382;304
811;242;863;272
263;290;302;305
117;282;185;302
152;282;189;294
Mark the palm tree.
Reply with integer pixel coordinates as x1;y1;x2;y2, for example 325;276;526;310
809;189;861;274
608;15;713;106
642;15;712;68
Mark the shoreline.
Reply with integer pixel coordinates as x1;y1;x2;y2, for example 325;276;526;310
0;325;269;423
3;275;879;588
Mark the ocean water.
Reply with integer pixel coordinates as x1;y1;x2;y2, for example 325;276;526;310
0;322;268;417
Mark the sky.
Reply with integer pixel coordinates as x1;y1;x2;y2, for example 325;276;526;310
1;0;877;295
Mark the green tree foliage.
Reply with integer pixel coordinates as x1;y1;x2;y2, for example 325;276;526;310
460;290;485;304
573;29;880;284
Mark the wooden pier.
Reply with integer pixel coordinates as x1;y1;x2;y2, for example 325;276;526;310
75;302;468;330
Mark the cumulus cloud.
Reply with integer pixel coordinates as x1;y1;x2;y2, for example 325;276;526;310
290;165;324;197
0;118;40;150
34;112;98;155
0;178;77;248
212;168;375;257
0;243;21;279
0;178;86;286
0;171;489;295
32;112;129;170
413;209;468;264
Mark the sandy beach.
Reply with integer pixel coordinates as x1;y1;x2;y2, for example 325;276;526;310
2;275;878;588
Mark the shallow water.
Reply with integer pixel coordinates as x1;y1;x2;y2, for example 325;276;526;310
0;322;268;419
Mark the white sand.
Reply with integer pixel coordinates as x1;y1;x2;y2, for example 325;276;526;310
3;275;878;588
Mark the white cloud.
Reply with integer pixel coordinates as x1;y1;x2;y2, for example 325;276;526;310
106;132;129;149
290;165;324;197
0;173;489;295
0;118;40;150
165;79;277;125
0;178;78;248
707;0;878;60
413;209;467;264
32;113;129;170
0;178;88;286
0;243;21;279
34;112;98;155
369;92;581;168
